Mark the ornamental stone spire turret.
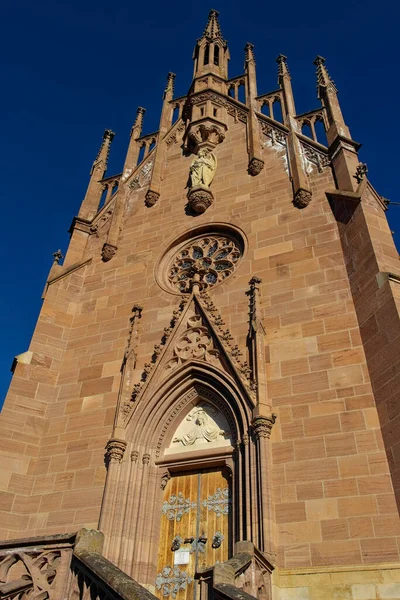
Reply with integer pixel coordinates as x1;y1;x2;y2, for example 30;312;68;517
121;107;146;183
192;9;230;81
314;55;360;190
78;129;115;221
314;55;349;141
277;54;312;208
145;72;176;207
245;43;264;176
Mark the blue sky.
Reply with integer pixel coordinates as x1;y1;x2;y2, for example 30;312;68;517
0;0;398;405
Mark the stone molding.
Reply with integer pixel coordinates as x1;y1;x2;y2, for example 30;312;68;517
251;415;277;439
105;439;127;464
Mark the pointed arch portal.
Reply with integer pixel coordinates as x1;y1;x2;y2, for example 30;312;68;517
99;292;276;595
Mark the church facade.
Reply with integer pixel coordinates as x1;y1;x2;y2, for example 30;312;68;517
1;11;400;600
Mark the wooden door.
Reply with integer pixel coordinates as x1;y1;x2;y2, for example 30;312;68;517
156;468;231;600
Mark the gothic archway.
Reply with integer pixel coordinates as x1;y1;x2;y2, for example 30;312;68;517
99;362;257;590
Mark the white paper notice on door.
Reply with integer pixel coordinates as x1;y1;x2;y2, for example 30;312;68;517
174;550;190;565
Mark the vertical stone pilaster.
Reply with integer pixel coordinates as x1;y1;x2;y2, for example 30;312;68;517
99;439;127;558
245;44;264;177
277;55;312;208
252;415;276;557
145;73;175;207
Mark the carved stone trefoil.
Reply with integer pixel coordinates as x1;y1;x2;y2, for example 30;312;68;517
187;185;214;213
248;157;264;176
101;242;117;262
145;190;160;207
293;188;312;209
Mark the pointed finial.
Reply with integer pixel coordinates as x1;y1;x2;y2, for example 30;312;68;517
131;107;145;138
52;249;63;265
203;9;221;38
103;129;115;142
314;56;337;92
92;129;115;169
276;54;290;78
245;43;256;64
164;72;176;99
133;107;145;128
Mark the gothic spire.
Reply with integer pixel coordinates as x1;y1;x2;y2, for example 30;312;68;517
202;9;226;44
276;54;290;79
121;107;146;183
313;55;351;144
276;54;296;118
192;10;229;81
244;42;256;66
78;129;115;221
314;55;338;95
164;72;176;101
245;43;264;176
313;55;360;191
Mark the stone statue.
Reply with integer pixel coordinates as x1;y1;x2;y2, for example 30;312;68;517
173;406;225;446
189;149;217;188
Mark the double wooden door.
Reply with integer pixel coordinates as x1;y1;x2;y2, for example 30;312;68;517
156;468;231;600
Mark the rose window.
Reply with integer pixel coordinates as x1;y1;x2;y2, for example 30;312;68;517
168;236;242;292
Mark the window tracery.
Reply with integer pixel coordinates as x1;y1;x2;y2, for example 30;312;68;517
167;235;241;292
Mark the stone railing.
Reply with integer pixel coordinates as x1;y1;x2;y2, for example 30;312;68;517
197;542;274;600
0;529;158;600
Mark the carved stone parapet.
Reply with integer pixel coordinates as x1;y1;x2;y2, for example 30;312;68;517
251;415;277;439
187;185;214;214
106;438;127;463
293;188;312;209
101;242;117;262
248;157;264;176
145;189;160;207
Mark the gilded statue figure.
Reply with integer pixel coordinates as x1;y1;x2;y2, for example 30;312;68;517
189;149;217;188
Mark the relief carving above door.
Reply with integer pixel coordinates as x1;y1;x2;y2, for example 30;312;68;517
166;402;231;455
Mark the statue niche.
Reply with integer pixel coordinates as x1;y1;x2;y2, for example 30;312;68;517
166;403;231;454
187;149;217;214
189;149;217;188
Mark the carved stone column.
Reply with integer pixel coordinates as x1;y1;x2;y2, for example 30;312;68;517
99;439;127;556
131;452;152;582
252;415;276;558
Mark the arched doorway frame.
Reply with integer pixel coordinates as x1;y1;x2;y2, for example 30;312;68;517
100;361;255;587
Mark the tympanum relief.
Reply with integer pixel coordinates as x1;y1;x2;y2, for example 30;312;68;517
166;403;231;454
